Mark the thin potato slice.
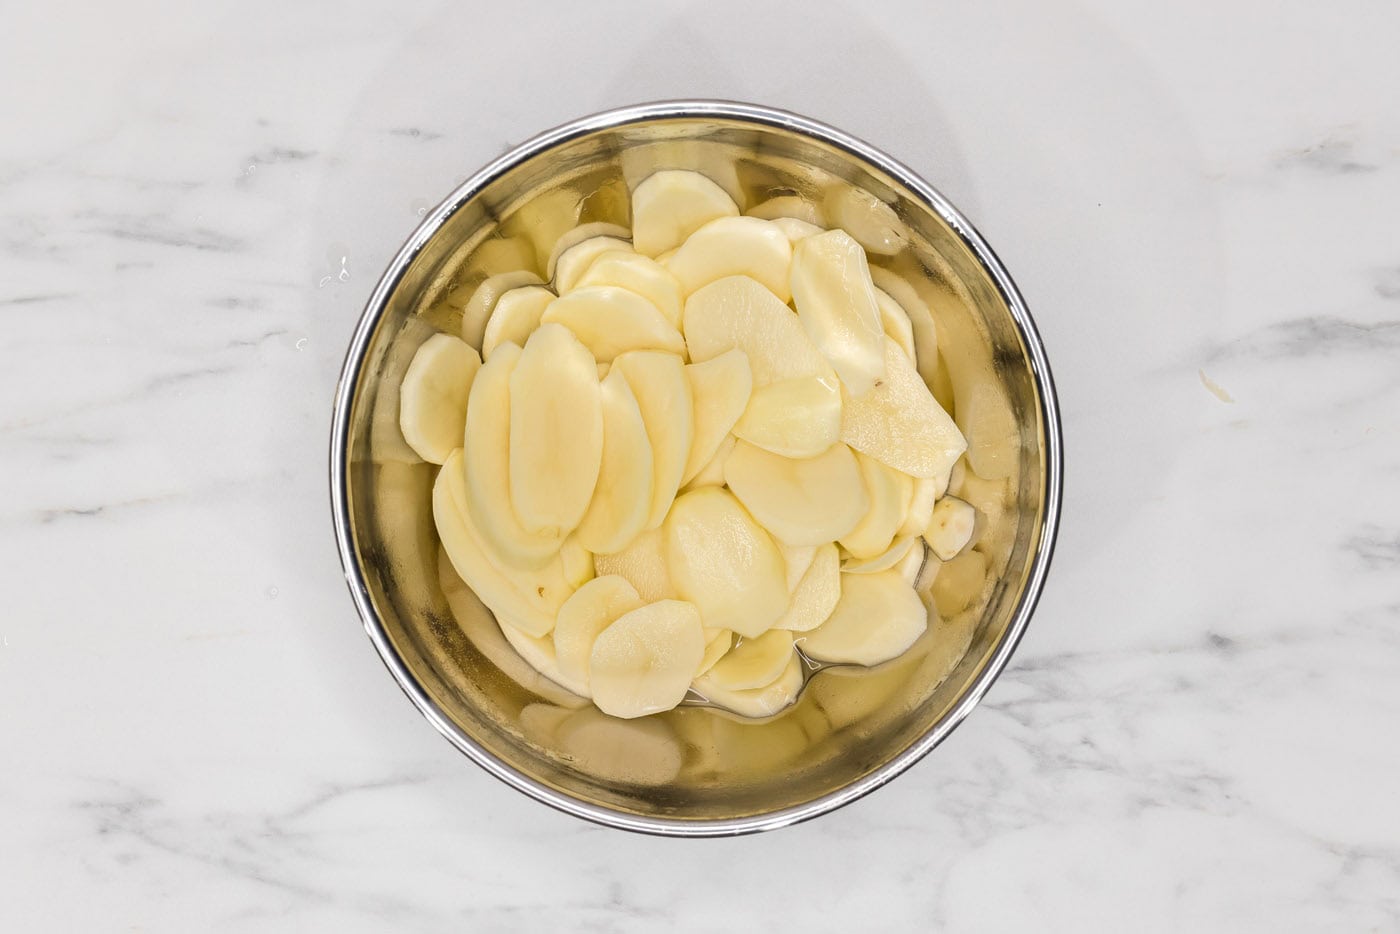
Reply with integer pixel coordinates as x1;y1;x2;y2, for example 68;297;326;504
682;349;752;484
589;600;705;719
540;286;685;363
899;476;938;539
461;270;544;349
841;535;917;574
665;216;793;302
593;526;675;603
839;453;913;559
680;434;735;493
553;576;645;692
790;229;886;397
693;652;803;718
730;375;841;459
553;235;633;293
398;333;481;465
704;629;794;691
924;495;977;560
683;275;836;386
780;542;818;592
773;542;840;632
545;222;631;281
746;195;825;226
874;286;917;363
798;570;926;666
696;628;733;677
575;367;655;555
481;285;555;360
613;351;693;530
840;337;966;480
631;169;740;258
724;440;868;547
574;250;684;328
499;616;588;697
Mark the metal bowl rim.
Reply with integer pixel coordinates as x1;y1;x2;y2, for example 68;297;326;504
329;99;1063;837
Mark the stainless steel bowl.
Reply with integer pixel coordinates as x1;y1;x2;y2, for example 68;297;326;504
330;101;1062;836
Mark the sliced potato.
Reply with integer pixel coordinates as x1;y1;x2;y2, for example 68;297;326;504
873;286;917;362
545;222;630;281
770;216;825;244
683;275;836;386
508;323;604;537
899;476;938;538
841;337;966;479
924;495;976;560
730;375;841;459
498;616;587;696
575;367;655;555
461;270;544;349
693;652;803;718
612;351;693;530
665;216;793;302
704;629;794;691
772;542;840;632
574;250;683;327
398;333;481;464
593;526;675;603
554;707;684;783
931;549;988;617
589;600;705;718
825;186;906;256
780;542;818;592
553;234;633;293
696;628;733;677
462;344;562;569
790;229;886;397
539;286;684;363
682;349;753;484
746;195;825;226
680;434;735;493
869;267;940;391
841;535;917;574
798;570;926;666
480;285;554;360
631;169;740;258
724;440;868;547
559;535;594;588
839;453;913;559
553;575;645;692
664;487;790;638
894;540;926;586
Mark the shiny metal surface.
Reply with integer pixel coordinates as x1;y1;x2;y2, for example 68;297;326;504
330;101;1062;836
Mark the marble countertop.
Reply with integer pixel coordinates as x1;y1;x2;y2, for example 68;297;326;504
4;0;1397;929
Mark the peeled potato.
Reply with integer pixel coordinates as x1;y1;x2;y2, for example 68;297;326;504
553;575;645;692
498;616;587;696
839;453;913;559
798;570;926;666
463;344;562;570
508;324;604;537
874;286;917;363
480;285;554;360
398;333;481;464
780;542;818;592
773;542;840;632
554;706;685;783
664;487;790;638
461;270;544;349
680;434;735;493
924;495;977;560
894;540;926;586
724;440;868;547
575;367;655;555
731;375;841;459
746;195;825;226
553;234;633;293
539;287;685;363
790;229;886;397
825;186;906;256
612;351;693;530
931;549;988;617
589;600;705;719
841;535;918;574
899;476;939;539
869;267;940;391
704;629;794;691
631;169;740;258
545;222;630;282
841;337;966;480
693;652;804;718
594;526;675;603
665;217;794;302
697;628;733;677
683;275;836;386
574;250;683;327
682;349;752;485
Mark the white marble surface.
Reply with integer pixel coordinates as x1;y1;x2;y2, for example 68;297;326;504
3;0;1398;929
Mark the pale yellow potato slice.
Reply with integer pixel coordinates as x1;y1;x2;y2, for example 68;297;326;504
841;337;966;479
553;706;684;784
841;535;917;574
724;440;868;547
790;229;886;397
480;285;554;360
432;450;556;636
931;549;988;617
780;542;818;592
589;599;706;719
770;216;825;244
518;702;576;745
798;570;926;666
575;368;655;555
508;323;604;537
746;195;825;226
730;375;841;459
679;434;735;493
545;222;631;282
461;270;544;350
696;628;733;677
839;453;914;559
773;542;840;632
553;235;633;294
462;344;562;570
869;267;940;386
630;169;740;257
398;333;481;465
825;186;907;256
593;526;675;603
665;216;794;302
553;575;645;692
538;286;685;364
683;275;836;386
574;251;684;328
704;629;794;691
498;616;588;697
693;652;803;718
681;349;752;484
924;495;977;560
899;476;939;538
612;351;693;530
874;286;917;362
943;457;967;500
894;539;927;586
664;487;789;638
559;535;595;589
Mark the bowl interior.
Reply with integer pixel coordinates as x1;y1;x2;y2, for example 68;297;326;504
337;107;1056;831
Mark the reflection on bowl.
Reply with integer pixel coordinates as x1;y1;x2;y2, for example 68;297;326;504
331;101;1061;836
